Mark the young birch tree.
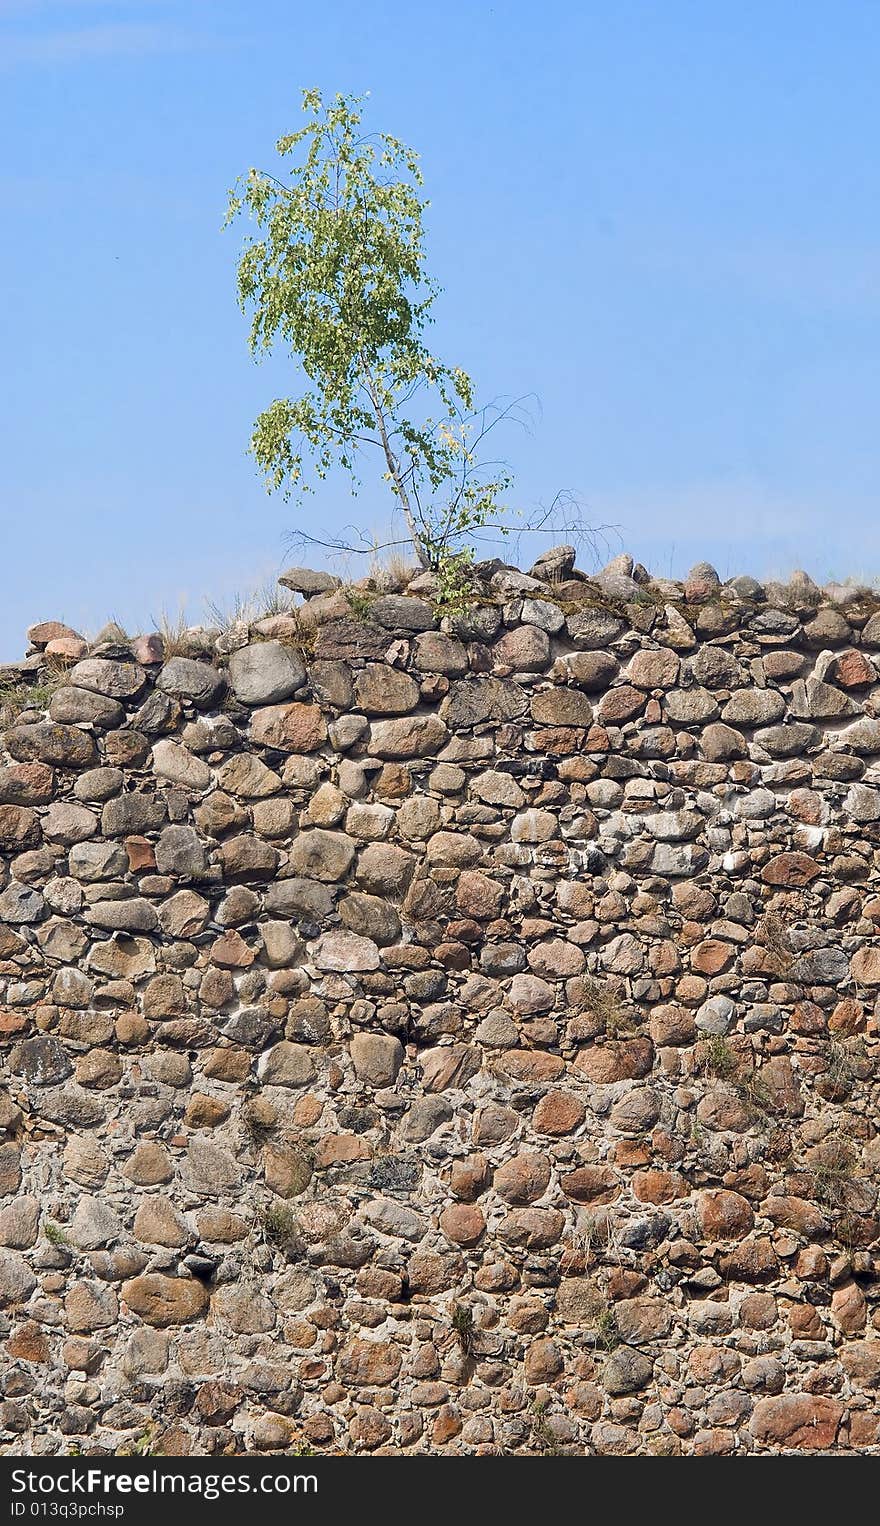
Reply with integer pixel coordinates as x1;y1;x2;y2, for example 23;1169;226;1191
225;89;516;600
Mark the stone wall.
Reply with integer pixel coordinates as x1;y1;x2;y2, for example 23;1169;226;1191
3;550;880;1456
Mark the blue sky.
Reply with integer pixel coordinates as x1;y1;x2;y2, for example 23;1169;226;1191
2;0;879;657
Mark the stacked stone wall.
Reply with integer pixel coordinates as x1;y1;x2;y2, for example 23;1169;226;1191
3;552;880;1455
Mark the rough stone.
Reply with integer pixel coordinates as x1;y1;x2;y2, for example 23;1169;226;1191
157;658;225;708
4;723;98;769
122;1275;209;1326
350;1034;404;1087
228;642;306;705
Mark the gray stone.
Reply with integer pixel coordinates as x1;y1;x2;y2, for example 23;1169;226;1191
726;575;765;602
643;810;703;841
48;687;125;728
752;723;819;757
596;571;641;601
481;943;527;976
312;929;380;971
743;1005;784;1034
511;809;558;843
696;995;736;1035
52;966;93;1007
278;567;341;595
610;1090;661;1133
350;1033;404;1087
368;715;449;758
0;1145;22;1197
67;659;146;699
845;784;880;822
68;840;129;880
62;1136;109;1188
0;1196;40;1249
0;883;44;923
520;599;566;633
228;642;306;706
308;660;355;708
151;740;213;790
685;561;721;593
371;595;435;631
603;1346;654;1395
216;754;281;798
663;687;719;725
750;608;801;638
259;921;305;968
861;612;880;646
345;800;395;840
155;825;208;878
449;605;503;642
101;792;166;836
0;1249;36;1306
560;651;619;691
37;1084;104;1128
565;609;627;648
508;973;554;1013
183;1138;241;1194
130;690;180;734
287;830;355;882
221;1006;281;1049
721;689;786;726
833;717;880;754
790;947;850;985
399;1096;454;1142
264;878;335;921
529;544;576;580
491;567;545;596
440;679;528;728
157;657;225;708
790;677;858;720
257;1042;316;1088
327;713;369;750
734;788;776;820
412;632;468;675
122;1327;171;1376
212;1282;275;1334
4;723;98;769
353;665;420;715
73;767;124;802
687;646;743;688
10;1036;73;1086
475;1012;519;1047
86;899;158;932
362;1199;427;1241
68;1196;122;1250
470;770;526;807
42;880;84;917
651;844;708;876
43;802;98;845
338;892;401;946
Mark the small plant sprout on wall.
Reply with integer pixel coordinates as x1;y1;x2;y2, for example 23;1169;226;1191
225;89;598;610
